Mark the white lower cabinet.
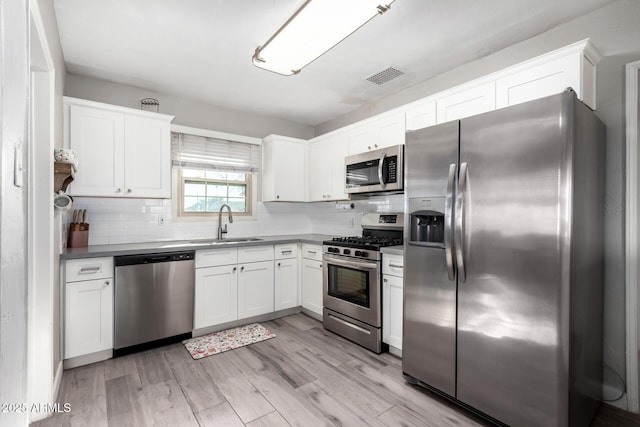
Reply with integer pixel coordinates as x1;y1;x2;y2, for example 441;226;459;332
274;243;299;311
382;253;404;354
195;245;276;330
238;261;274;318
301;244;323;317
64;257;114;359
194;264;238;328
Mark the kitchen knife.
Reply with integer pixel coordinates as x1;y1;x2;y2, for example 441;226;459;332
72;209;77;224
82;209;87;224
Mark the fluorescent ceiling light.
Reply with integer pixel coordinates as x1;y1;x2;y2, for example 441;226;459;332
253;0;396;76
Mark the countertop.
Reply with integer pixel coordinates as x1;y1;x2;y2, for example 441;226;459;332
381;245;404;256
62;234;335;260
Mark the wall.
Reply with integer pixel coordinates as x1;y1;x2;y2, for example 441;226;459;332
65;74;315;140
0;0;29;425
70;194;404;245
316;0;639;404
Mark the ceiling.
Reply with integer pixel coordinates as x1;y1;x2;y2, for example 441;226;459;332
53;0;615;127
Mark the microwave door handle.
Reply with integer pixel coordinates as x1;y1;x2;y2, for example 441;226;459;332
378;153;387;189
445;163;457;281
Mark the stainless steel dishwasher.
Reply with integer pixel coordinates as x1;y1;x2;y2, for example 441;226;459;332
114;251;195;354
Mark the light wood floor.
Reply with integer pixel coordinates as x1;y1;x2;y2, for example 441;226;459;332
32;314;640;427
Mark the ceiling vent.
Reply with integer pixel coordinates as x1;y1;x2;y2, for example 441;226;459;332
366;67;404;85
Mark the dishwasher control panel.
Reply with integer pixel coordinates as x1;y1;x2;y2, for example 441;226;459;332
114;251;195;266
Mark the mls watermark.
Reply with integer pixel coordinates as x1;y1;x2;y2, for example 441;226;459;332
1;403;71;413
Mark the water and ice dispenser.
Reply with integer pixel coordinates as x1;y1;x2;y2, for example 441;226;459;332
409;197;445;244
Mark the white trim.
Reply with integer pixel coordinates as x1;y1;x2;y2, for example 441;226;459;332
171;124;262;145
625;60;640;414
63;96;175;122
28;0;57;422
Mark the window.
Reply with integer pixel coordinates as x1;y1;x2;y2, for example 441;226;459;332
179;169;251;216
172;132;260;217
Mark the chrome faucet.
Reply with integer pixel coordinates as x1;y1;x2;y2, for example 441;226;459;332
217;204;233;239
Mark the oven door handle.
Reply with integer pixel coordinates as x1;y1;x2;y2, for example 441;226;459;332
323;254;379;270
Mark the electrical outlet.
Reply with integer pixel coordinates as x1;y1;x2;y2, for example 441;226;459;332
158;215;166;226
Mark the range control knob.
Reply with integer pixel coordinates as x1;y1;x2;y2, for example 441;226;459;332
359;251;368;258
343;249;351;255
354;250;362;257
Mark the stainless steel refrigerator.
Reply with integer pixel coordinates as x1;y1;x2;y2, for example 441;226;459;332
403;90;605;427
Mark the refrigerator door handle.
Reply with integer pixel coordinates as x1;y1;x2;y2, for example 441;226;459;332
378;153;387;189
445;163;457;281
455;162;468;282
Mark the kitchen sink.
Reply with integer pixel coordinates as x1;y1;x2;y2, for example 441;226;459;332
160;238;263;248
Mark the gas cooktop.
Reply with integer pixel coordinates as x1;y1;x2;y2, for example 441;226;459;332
323;236;403;251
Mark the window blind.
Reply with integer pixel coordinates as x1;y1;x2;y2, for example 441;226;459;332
171;132;261;173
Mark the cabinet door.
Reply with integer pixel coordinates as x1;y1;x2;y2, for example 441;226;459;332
436;82;496;123
237;261;275;319
262;136;307;202
301;258;323;316
68;105;124;196
382;274;403;350
406;100;437;131
123;115;171;198
275;258;299;311
328;133;349;201
307;140;332;201
375;112;405;149
495;54;581;109
65;278;113;358
348;123;375;155
194;265;238;329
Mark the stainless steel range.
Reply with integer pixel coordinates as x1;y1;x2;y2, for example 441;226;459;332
322;212;403;353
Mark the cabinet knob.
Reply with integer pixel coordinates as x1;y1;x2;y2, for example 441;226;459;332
233;267;237;272
127;189;132;194
276;195;280;199
277;262;281;267
240;266;244;272
368;146;372;150
319;263;322;267
116;188;122;193
103;280;110;288
383;278;388;283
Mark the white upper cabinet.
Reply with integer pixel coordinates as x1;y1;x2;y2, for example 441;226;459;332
495;45;598;109
262;135;307;202
405;99;436;131
348;111;405;155
123;115;171;198
64;97;174;198
308;132;349;201
436;82;496;124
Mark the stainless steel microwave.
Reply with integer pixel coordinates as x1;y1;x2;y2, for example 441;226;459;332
345;145;403;194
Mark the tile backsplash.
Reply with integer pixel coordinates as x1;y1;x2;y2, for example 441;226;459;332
69;194;404;246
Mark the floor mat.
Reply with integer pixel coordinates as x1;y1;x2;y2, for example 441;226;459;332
183;323;275;360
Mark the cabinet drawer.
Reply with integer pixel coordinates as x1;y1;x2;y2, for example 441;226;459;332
196;248;238;268
237;245;274;263
274;243;298;260
66;257;114;282
382;254;404;277
301;244;322;261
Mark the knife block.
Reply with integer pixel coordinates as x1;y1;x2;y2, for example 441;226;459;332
67;223;89;248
